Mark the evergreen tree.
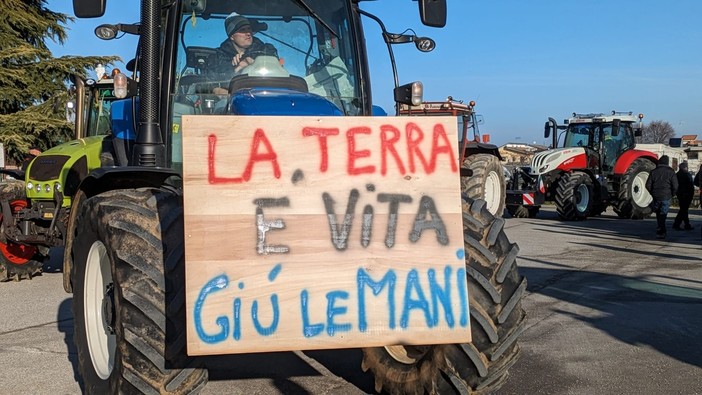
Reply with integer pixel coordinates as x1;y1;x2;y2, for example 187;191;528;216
0;0;117;165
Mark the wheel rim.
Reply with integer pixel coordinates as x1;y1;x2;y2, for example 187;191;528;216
575;184;590;213
0;200;38;264
631;171;652;207
384;345;430;364
484;170;502;215
84;241;116;380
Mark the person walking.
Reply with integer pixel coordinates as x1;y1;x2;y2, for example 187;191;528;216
694;163;702;207
672;161;694;230
645;155;678;239
695;164;702;240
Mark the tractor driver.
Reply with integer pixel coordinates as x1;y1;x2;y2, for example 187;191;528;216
211;14;278;95
602;130;622;172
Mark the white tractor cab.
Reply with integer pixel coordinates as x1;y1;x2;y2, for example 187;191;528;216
507;111;658;220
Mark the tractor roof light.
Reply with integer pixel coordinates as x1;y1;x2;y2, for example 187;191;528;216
394;81;423;107
638;113;644;120
411;81;423;106
114;73;128;99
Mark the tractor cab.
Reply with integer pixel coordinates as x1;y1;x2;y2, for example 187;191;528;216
398;97;506;216
86;0;446;170
398;98;500;160
86;79;127;136
173;2;361;117
561;112;642;174
511;110;656;221
535;111;644;177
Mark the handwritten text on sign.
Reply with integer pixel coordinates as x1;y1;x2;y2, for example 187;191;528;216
182;116;470;355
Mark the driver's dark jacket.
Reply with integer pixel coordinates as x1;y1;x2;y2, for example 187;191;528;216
213;37;278;76
646;164;678;201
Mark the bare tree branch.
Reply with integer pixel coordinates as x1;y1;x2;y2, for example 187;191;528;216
638;120;676;144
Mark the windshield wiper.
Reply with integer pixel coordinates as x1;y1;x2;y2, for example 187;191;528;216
291;0;338;38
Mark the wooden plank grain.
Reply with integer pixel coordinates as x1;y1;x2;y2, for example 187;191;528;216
182;115;470;355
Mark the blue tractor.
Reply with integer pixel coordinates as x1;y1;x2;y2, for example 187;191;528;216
63;1;527;393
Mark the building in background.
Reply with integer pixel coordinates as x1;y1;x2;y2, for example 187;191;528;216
499;143;548;166
674;134;702;173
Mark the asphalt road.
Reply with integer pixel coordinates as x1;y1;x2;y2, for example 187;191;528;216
0;205;700;394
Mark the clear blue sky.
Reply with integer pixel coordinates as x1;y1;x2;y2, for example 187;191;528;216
47;0;702;146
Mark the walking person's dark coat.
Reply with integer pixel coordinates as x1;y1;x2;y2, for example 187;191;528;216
673;161;694;230
645;155;678;238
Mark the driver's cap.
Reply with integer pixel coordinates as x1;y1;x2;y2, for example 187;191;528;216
225;13;251;36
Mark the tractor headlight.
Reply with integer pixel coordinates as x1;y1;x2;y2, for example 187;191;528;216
35;183;42;193
27;182;33;190
45;184;52;193
55;183;62;192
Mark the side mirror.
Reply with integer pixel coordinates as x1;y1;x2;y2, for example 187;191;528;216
73;0;106;18
612;119;620;137
544;117;557;138
126;58;136;72
545;117;559;148
634;128;642;137
418;0;447;28
183;0;206;14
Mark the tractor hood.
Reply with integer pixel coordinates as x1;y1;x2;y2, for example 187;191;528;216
41;135;107;157
228;88;343;116
530;147;587;175
26;135;107;205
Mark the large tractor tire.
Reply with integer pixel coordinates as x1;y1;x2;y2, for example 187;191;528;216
0;181;42;282
614;158;655;219
462;154;506;217
361;198;527;394
555;171;593;220
71;188;207;394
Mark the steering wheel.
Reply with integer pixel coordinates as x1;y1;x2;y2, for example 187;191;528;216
243;48;279;60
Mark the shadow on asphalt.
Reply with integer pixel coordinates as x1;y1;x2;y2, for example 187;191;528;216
56;207;701;391
42;247;64;274
57;297;376;394
202;348;376;393
57;298;83;392
521;266;702;368
509;205;702;249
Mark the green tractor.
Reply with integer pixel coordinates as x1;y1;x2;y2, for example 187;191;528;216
0;77;123;281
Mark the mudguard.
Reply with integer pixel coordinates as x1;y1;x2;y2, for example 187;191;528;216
613;149;657;175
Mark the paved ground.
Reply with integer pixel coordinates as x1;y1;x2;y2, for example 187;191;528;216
0;205;700;394
499;206;702;395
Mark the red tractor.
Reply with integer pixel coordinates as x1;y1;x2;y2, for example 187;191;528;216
507;111;658;220
400;98;506;216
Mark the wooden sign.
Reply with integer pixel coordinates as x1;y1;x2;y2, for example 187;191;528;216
182;115;470;355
